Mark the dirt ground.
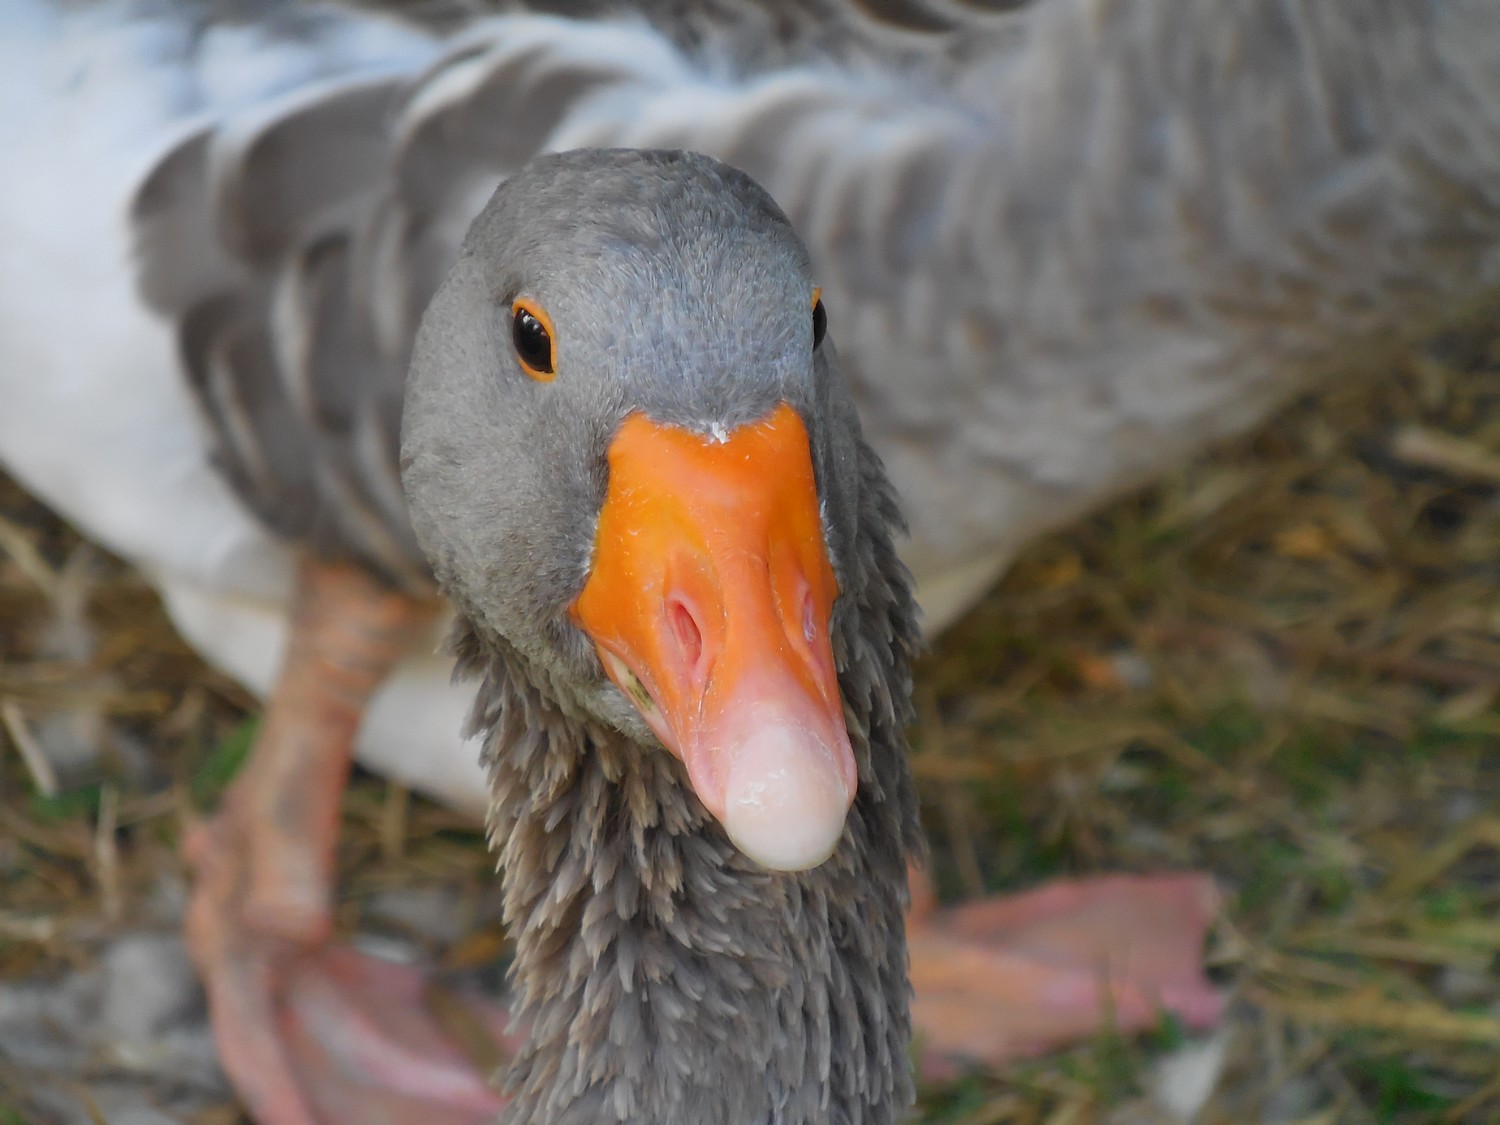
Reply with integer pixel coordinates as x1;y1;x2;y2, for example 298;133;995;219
1;318;1497;1123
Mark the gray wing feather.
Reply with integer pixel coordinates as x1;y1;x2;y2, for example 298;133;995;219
135;60;431;587
129;11;705;588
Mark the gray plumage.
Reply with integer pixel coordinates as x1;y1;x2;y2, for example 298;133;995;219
125;0;1500;627
400;149;923;1123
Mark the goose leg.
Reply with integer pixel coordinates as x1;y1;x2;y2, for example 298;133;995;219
182;558;511;1124
906;865;1224;1077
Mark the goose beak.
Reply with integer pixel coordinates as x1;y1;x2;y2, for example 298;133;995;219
571;402;856;872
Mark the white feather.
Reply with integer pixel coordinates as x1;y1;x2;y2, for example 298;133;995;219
0;0;487;810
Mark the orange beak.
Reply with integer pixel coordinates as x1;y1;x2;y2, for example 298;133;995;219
571;402;855;871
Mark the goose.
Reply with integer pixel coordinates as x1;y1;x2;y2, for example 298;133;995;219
2;0;1498;1120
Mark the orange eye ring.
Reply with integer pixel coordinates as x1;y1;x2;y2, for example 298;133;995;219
510;297;558;382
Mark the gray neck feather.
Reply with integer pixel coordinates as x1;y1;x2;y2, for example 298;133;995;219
448;438;923;1124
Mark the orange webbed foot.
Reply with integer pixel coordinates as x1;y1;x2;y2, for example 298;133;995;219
282;947;515;1123
181;559;512;1123
184;787;514;1124
907;869;1224;1078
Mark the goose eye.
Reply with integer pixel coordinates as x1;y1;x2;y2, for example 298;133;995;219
811;288;827;350
511;298;557;381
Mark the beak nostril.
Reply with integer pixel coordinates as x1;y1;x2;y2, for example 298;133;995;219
802;591;817;646
668;597;705;678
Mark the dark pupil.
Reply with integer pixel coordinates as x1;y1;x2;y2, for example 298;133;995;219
812;299;827;349
513;309;553;373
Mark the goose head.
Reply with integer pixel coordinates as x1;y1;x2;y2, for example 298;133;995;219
403;148;883;872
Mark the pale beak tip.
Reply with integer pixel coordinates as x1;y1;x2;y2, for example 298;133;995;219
720;725;853;872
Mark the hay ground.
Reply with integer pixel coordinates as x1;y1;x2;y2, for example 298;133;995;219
0;321;1497;1123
